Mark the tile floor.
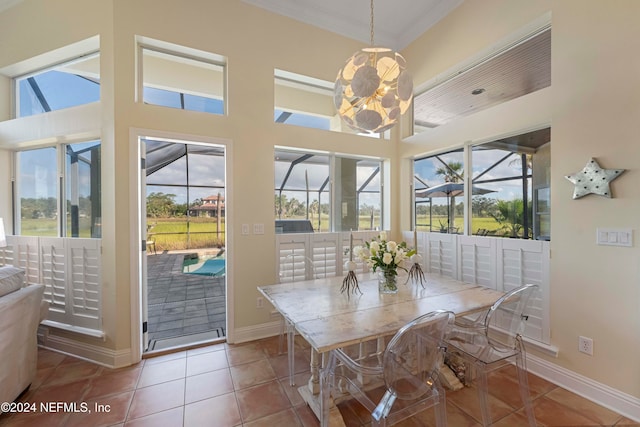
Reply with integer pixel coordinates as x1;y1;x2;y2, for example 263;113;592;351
1;336;638;427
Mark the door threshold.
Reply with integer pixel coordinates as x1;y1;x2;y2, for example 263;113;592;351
143;336;227;358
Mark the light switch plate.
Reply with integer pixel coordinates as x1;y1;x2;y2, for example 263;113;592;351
253;223;264;235
241;224;249;235
596;228;632;247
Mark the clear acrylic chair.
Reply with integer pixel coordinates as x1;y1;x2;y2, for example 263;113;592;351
321;310;454;427
446;284;538;426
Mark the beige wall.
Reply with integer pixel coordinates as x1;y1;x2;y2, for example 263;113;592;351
1;0;639;403
400;0;640;398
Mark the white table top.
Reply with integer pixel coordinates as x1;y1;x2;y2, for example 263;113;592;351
258;272;504;353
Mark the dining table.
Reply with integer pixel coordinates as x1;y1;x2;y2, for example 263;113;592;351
257;271;505;426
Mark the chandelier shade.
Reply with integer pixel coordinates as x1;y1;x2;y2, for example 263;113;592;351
334;47;413;134
334;0;413;135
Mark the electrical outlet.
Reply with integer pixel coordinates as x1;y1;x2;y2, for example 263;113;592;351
579;336;593;355
256;297;264;309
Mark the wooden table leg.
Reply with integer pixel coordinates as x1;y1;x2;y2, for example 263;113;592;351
298;348;345;427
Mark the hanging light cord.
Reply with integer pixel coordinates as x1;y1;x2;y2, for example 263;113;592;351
370;0;375;46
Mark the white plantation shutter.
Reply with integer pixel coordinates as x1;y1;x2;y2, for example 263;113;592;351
497;239;549;343
0;236;103;336
68;239;101;328
276;231;381;283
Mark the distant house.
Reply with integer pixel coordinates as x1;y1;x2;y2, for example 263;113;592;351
189;195;225;218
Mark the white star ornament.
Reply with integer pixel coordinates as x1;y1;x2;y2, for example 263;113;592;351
565;158;624;199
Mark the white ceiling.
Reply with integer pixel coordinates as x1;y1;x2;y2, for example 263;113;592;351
241;0;463;50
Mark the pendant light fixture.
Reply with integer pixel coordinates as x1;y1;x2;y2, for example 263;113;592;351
334;0;413;134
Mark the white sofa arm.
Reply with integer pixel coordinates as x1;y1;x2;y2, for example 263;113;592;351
0;284;45;407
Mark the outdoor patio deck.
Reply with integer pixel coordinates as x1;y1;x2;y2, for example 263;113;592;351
146;252;226;350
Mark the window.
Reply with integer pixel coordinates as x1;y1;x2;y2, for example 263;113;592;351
413;149;465;233
15;53;100;118
16;140;102;238
471;144;532;238
140;42;225;115
17;147;58;235
275;149;383;233
471;128;550;239
412;127;550;240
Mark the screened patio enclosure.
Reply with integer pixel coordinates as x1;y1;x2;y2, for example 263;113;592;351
144;138;226;252
274;149;383;233
414;127;550;239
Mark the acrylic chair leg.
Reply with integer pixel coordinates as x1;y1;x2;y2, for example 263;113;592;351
515;352;537;426
434;387;448;427
278;316;285;354
287;320;295;386
320;352;336;427
476;362;492;427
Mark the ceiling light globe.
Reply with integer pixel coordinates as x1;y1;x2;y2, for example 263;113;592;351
335;47;413;134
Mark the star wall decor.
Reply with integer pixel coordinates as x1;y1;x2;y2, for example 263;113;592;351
565;158;625;199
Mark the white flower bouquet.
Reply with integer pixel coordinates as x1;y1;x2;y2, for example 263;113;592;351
354;231;416;292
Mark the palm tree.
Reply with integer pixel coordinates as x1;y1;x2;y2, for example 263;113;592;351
309;200;319;230
490;199;532;238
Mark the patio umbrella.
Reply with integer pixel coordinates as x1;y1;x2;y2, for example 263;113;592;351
415;183;495;230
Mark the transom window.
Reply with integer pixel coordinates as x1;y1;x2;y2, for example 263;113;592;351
139;40;226;115
15;53;100;118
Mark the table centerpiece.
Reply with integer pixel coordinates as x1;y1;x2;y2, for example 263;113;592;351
354;231;415;294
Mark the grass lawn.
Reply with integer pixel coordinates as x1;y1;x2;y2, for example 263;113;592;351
416;215;504;234
18;215;509;252
20;218;94;237
148;217;225;251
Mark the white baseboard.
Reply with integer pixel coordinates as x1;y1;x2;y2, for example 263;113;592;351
527;353;640;422
40;333;132;369
230;320;281;344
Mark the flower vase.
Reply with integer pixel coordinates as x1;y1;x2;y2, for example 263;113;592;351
377;268;398;294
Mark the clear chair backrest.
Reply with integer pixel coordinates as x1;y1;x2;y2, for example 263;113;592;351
383;310;454;400
484;284;538;351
